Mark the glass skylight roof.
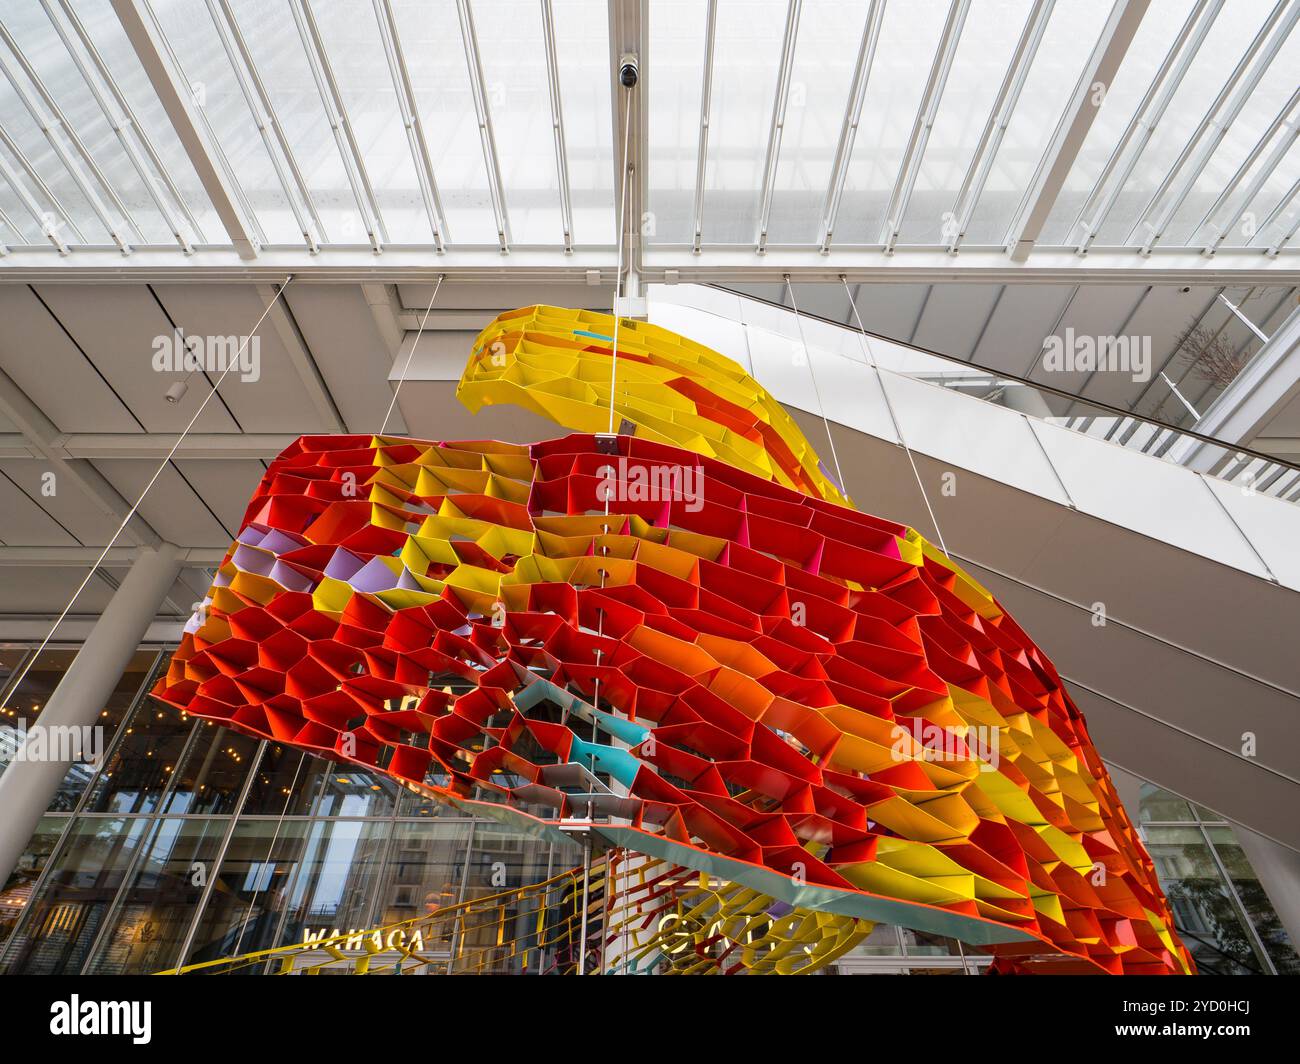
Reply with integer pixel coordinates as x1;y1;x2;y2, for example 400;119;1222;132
0;0;1295;260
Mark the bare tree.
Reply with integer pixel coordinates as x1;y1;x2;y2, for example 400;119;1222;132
1173;323;1252;389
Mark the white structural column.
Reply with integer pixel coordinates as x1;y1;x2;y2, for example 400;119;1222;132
0;543;182;887
1233;825;1300;957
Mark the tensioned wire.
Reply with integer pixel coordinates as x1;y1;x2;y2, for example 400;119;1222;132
0;275;296;713
599;83;635;976
594;85;636;710
605;87;634;437
783;274;847;501
842;275;1017;975
223;267;441;962
781;276;957;968
380;272;445;436
838;274;951;559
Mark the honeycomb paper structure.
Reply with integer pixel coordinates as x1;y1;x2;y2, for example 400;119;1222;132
154;306;1192;975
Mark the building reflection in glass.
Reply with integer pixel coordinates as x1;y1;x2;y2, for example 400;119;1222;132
2;646;1298;977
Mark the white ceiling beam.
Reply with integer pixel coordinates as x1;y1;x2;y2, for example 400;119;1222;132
51;0;205;245
362;282;406;355
1006;0;1151;262
0;141;71;253
609;0;648;285
253;283;346;432
291;0;386;252
374;0;448;252
1267;205;1300;257
947;0;1054;253
819;0;885;254
690;0;718;254
1198;88;1300;255
540;0;574;252
455;0;511;252
1072;0;1218;253
1256;176;1300;255
210;0;323;251
392;308;503;331
1128;0;1297;253
110;0;257;259
0;17;135;252
0;244;1292;283
0;545;225;567
38;0;191;252
0;368;161;546
0;246;619;281
879;0;971;253
755;0;802;253
0;432;299;460
644;245;1300;284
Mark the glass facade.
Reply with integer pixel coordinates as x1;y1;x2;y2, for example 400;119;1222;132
1;643;1295;975
5;1;1297;255
1140;785;1299;976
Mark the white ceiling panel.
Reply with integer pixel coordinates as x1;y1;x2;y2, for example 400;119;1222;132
151;284;329;435
0;470;78;546
0;458;116;547
1082;285;1217;411
912;284;1003;361
32;284;239;434
0;567;117;614
172;459;267;538
0;285;138;433
281;283;403;434
837;284;932;345
92;458;232;547
970;285;1075;374
1023;283;1149;392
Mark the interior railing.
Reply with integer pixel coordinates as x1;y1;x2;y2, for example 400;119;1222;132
711;284;1300;505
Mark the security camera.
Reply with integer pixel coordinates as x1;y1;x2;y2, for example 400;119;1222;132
1179;285;1192;293
619;53;638;88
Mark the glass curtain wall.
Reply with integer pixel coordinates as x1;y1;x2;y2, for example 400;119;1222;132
1;643;1296;975
1140;784;1299;975
0;645;582;975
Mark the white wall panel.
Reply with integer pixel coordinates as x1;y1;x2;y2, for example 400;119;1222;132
1031;419;1271;580
1204;475;1300;592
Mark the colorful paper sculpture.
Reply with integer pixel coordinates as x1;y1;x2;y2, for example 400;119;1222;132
154;305;1192;975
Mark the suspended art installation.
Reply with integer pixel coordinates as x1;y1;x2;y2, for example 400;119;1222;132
153;305;1192;975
